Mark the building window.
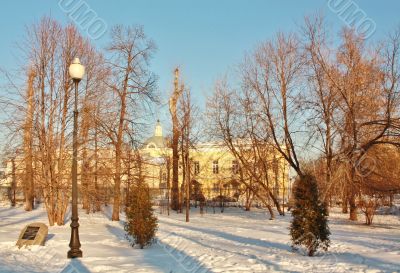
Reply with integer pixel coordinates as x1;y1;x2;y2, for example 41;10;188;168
212;160;219;174
213;183;219;192
194;161;200;175
232;160;239;174
162;172;167;182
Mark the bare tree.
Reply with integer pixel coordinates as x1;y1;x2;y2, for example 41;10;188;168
324;29;400;220
169;68;184;211
25;17;63;225
14;17;106;225
208;32;305;219
208;79;284;219
22;68;36;211
245;33;305;177
105;25;157;221
79;45;109;213
300;16;400;220
301;15;340;211
178;86;198;222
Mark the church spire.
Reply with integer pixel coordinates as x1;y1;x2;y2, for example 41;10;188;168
154;120;163;137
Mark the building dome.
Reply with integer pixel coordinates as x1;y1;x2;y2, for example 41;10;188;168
143;120;167;149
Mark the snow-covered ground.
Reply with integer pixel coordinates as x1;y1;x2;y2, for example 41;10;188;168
0;204;399;273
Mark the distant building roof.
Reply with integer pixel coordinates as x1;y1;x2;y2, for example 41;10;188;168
142;120;167;149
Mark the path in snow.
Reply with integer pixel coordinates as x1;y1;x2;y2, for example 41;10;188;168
0;204;399;273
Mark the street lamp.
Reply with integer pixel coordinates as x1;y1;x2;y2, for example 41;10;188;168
68;57;85;259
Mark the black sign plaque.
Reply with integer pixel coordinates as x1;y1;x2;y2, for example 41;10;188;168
21;226;40;240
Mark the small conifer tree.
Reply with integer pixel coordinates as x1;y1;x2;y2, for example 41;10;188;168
290;173;330;256
125;181;158;249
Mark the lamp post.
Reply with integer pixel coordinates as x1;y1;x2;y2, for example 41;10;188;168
68;57;85;259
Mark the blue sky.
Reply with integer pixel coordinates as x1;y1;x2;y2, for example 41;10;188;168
0;0;400;132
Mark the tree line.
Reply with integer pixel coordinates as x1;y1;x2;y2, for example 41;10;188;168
207;15;400;223
1;14;400;230
1;16;157;225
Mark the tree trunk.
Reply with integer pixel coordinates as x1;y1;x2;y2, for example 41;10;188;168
45;202;55;226
245;188;253;211
80;99;91;212
11;158;16;207
171;131;179;211
94;110;101;212
112;67;129;221
268;189;283;215
56;193;68;225
266;204;275;220
349;193;357;221
112;142;122;221
342;191;348;213
126;149;132;208
349;167;358;221
169;68;183;211
23;69;35;211
81;154;90;213
166;158;170;216
185;152;190;222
